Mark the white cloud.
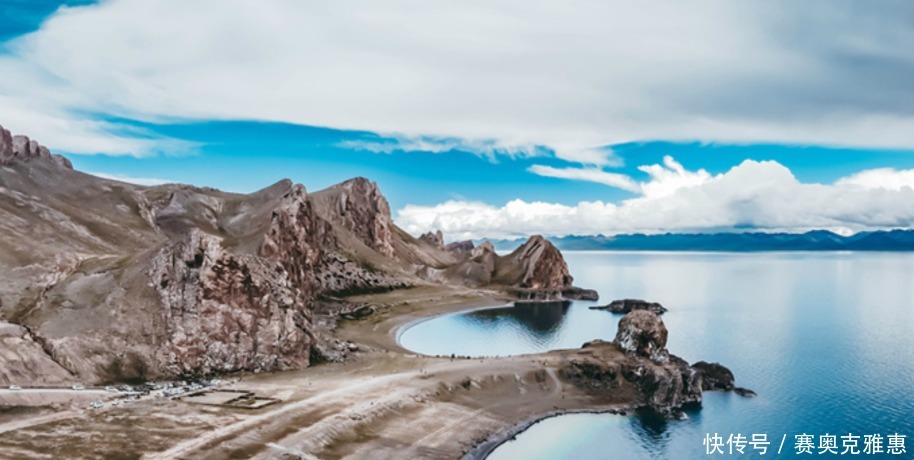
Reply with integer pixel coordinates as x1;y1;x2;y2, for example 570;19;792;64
637;156;713;199
338;136;547;162
835;168;914;191
2;1;914;157
528;165;640;193
86;172;171;186
396;159;914;240
528;155;712;197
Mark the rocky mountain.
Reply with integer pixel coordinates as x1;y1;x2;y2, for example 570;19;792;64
489;229;914;251
0;123;592;385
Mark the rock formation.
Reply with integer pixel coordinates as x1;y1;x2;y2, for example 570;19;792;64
435;236;598;300
613;310;670;363
0;124;71;169
444;240;475;256
310;177;396;258
562;311;751;418
0;123;597;385
419;230;444;246
590;298;667;315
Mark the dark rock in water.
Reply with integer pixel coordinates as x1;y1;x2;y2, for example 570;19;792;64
734;387;757;397
563;287;599;301
613;310;669;363
508;286;599;302
340;304;376;320
691;361;735;391
590;298;666;315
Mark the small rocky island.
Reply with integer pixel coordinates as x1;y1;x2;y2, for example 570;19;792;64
589;298;668;315
562;310;750;419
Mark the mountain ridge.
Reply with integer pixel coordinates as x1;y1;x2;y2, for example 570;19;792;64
486;229;914;252
0;122;592;385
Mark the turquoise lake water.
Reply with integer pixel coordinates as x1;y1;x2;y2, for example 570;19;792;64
399;251;914;459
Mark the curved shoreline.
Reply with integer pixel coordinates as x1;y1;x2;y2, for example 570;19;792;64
463;407;633;460
378;291;636;460
391;301;515;349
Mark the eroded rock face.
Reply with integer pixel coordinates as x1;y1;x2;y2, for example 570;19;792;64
614;310;669;363
511;235;573;290
419;230;444;246
148;185;334;376
0;124;71;168
0;126;12;164
260;184;333;294
151;229;315;375
0;323;73;385
316;178;395;257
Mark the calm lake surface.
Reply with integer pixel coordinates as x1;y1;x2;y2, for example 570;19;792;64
399;251;914;459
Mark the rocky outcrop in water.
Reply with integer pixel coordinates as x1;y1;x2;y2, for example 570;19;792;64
691;361;734;391
590;298;667;315
613;310;670;363
562;311;751;418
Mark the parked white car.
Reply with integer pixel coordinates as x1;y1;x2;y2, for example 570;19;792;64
89;400;103;409
72;384;85;391
9;385;22;391
104;386;119;393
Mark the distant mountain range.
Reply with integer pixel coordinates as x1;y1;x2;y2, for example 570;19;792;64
487;230;914;252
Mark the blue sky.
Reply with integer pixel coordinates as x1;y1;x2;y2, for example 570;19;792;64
4;1;914;239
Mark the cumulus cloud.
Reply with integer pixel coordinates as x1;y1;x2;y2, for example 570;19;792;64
2;1;914;156
835;168;914;191
395;159;914;239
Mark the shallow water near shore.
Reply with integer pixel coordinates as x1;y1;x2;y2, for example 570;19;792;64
401;251;914;459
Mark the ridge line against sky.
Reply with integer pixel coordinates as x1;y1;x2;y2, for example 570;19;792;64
3;1;914;239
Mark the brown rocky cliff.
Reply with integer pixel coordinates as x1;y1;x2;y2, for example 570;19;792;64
0;123;72;169
425;235;596;300
149;184;336;376
150;229;315;375
311;177;395;258
498;235;573;290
